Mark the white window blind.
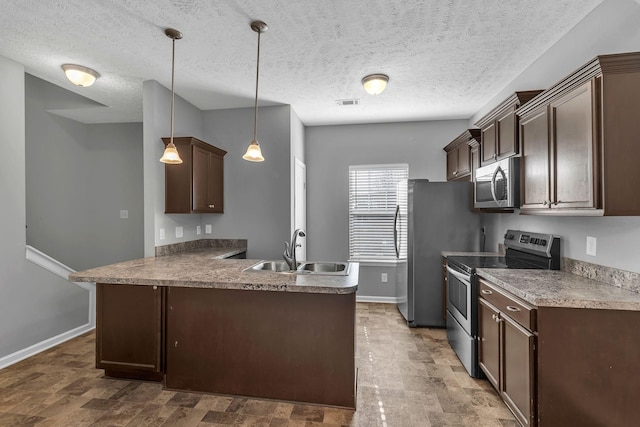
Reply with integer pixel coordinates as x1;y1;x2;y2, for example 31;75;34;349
349;164;408;261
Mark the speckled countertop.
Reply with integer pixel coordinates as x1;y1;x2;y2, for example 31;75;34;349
477;268;640;311
69;248;358;295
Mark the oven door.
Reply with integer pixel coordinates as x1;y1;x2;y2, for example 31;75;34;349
446;265;474;335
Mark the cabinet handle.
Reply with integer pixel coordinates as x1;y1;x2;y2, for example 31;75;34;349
481;289;493;295
209;204;215;208
495;316;501;323
493;154;497;160
553;200;561;206
491;314;497;321
153;285;157;290
453;171;458;175
506;305;521;312
543;200;549;206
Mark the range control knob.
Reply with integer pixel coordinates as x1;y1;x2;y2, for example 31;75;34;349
540;239;547;246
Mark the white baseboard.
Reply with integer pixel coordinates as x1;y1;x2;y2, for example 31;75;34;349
356;295;398;304
0;323;95;370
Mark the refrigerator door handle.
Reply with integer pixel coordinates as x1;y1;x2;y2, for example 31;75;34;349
393;205;400;259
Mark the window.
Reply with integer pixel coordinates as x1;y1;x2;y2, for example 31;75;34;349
349;164;408;261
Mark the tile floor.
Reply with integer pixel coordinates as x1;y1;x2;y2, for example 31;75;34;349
0;303;517;426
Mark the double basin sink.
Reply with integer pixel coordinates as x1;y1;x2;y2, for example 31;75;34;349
244;260;351;276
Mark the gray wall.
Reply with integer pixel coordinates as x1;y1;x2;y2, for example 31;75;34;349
142;80;204;255
26;75;144;271
475;0;640;274
0;56;88;359
305;119;468;298
201;105;293;260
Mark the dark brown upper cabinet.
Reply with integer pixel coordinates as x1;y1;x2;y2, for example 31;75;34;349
517;51;640;216
162;137;227;214
444;129;481;181
475;91;543;166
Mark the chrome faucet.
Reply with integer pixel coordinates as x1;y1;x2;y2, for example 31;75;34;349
283;229;306;270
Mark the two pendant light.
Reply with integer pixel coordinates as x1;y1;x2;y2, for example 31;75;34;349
160;21;268;165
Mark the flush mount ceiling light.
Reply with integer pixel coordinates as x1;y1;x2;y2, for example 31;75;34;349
362;73;389;95
61;64;100;87
160;28;184;165
243;20;268;163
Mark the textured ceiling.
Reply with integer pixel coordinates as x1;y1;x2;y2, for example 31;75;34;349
1;0;603;125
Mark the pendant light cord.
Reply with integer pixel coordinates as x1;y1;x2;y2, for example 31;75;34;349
170;37;176;144
253;29;261;142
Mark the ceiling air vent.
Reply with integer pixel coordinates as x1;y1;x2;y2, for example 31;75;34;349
336;99;360;106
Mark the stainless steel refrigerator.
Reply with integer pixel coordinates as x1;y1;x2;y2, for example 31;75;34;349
396;180;480;327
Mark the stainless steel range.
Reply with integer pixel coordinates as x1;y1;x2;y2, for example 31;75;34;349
445;230;560;378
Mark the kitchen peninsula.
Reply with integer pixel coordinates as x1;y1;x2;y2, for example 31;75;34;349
69;242;359;409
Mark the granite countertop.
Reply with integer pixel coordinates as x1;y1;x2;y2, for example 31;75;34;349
69;248;358;295
477;268;640;311
441;251;502;258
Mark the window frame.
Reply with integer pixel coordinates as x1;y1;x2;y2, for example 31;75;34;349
348;163;408;262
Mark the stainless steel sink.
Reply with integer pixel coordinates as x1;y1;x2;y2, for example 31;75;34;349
243;261;350;276
244;260;296;272
298;262;350;275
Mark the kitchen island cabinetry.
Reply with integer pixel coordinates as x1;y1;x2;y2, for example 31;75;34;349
165;287;355;407
71;249;358;409
517;51;640;215
163;136;227;214
443;129;480;181
475;91;542;166
478;279;536;427
96;283;164;381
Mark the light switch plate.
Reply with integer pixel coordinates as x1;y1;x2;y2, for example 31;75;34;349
586;236;597;256
196;225;202;235
119;210;128;219
159;228;165;240
381;273;388;283
205;224;212;234
176;226;183;238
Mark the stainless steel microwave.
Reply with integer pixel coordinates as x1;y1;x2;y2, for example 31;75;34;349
474;157;520;209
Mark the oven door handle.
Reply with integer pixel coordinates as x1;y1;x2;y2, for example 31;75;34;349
446;265;471;285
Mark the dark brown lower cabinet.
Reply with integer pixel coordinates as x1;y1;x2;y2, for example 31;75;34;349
164;287;356;408
537;307;640;427
96;283;164;381
478;280;535;427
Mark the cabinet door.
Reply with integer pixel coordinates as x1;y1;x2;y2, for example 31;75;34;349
497;107;518;158
457;144;471;176
207;152;224;213
96;284;164;381
481;122;497;165
520;107;551;210
446;149;459;180
193;146;224;213
550;79;597;210
478;298;500;390
192;145;210;212
501;314;536;427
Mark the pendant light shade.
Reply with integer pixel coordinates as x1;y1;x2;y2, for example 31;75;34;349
243;20;268;163
362;73;389;95
62;64;100;87
160;28;184;165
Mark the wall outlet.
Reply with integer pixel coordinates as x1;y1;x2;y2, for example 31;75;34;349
586;236;597;256
119;209;128;219
205;224;212;234
196;225;202;235
159;228;165;240
381;273;388;283
176;226;183;238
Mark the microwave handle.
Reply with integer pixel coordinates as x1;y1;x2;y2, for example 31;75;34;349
490;166;503;205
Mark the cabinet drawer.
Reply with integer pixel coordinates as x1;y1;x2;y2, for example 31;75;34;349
479;279;536;331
